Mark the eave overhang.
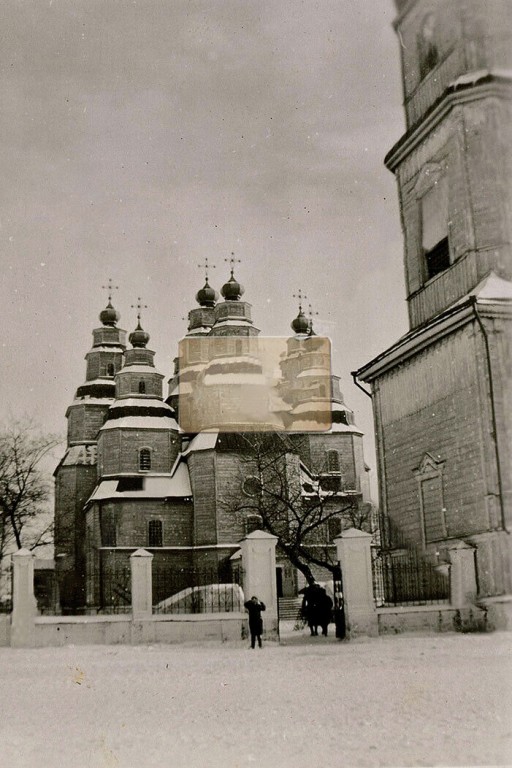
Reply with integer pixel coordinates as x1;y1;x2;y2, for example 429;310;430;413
385;74;512;173
353;295;512;384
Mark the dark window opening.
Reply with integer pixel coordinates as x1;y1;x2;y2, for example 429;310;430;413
107;363;115;377
148;520;163;548
326;450;341;473
425;237;450;279
117;477;144;492
328;517;342;542
418;13;438;80
138;381;146;394
101;510;117;547
139;448;151;471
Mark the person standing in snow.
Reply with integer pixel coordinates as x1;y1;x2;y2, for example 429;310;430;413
244;595;266;649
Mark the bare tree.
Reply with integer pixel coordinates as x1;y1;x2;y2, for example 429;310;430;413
223;432;372;585
0;421;61;570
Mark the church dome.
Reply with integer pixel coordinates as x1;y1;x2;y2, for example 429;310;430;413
129;322;150;348
99;301;120;327
196;280;219;308
221;275;245;301
291;310;310;335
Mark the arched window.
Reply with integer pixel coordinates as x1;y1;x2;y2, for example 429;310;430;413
138;380;146;394
148;520;163;548
139;448;151;471
418;13;438;80
326;450;340;473
107;363;115;377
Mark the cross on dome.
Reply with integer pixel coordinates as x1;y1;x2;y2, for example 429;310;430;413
102;278;119;304
293;289;307;313
225;252;241;278
129;298;150;348
291;290;310;335
99;278;121;326
197;257;216;282
221;252;244;301
195;258;219;307
131;297;148;326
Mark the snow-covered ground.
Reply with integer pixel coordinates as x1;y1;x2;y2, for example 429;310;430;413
1;625;511;768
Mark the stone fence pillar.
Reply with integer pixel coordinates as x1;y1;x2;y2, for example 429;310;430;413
130;549;153;619
240;530;278;638
11;549;37;648
335;529;378;639
449;541;477;608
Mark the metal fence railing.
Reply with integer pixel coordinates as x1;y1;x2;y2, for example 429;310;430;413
372;549;449;607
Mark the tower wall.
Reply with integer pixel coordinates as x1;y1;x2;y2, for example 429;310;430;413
395;94;512;328
97;429;179;476
67;404;110;445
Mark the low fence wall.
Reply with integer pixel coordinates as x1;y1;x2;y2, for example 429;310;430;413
32;612;246;648
377;604;488;635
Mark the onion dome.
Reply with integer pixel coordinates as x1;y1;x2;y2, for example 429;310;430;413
99;301;120;327
129;322;150;348
221;274;245;301
291;310;310;335
196;280;219;308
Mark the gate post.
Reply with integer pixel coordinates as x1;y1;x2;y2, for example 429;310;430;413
448;541;477;608
240;530;278;639
130;548;153;619
11;549;37;648
335;529;378;639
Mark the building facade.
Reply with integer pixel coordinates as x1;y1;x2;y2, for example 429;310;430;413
54;272;371;612
355;0;512;597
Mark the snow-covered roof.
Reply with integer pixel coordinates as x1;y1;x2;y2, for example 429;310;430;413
296;369;330;378
212;320;260;330
118;365;160;374
70;397;115;406
100;416;179;430
466;272;512;304
78;378;116;387
61;444;98;465
109;398;169;409
329;421;363;435
87;466;192;503
450;68;512;89
87;346;125;354
181;432;219;456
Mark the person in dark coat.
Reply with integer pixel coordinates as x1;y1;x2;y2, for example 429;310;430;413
318;588;334;637
301;583;333;636
244;595;266;648
301;582;323;636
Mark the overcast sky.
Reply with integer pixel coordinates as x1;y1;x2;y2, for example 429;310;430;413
0;0;407;497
